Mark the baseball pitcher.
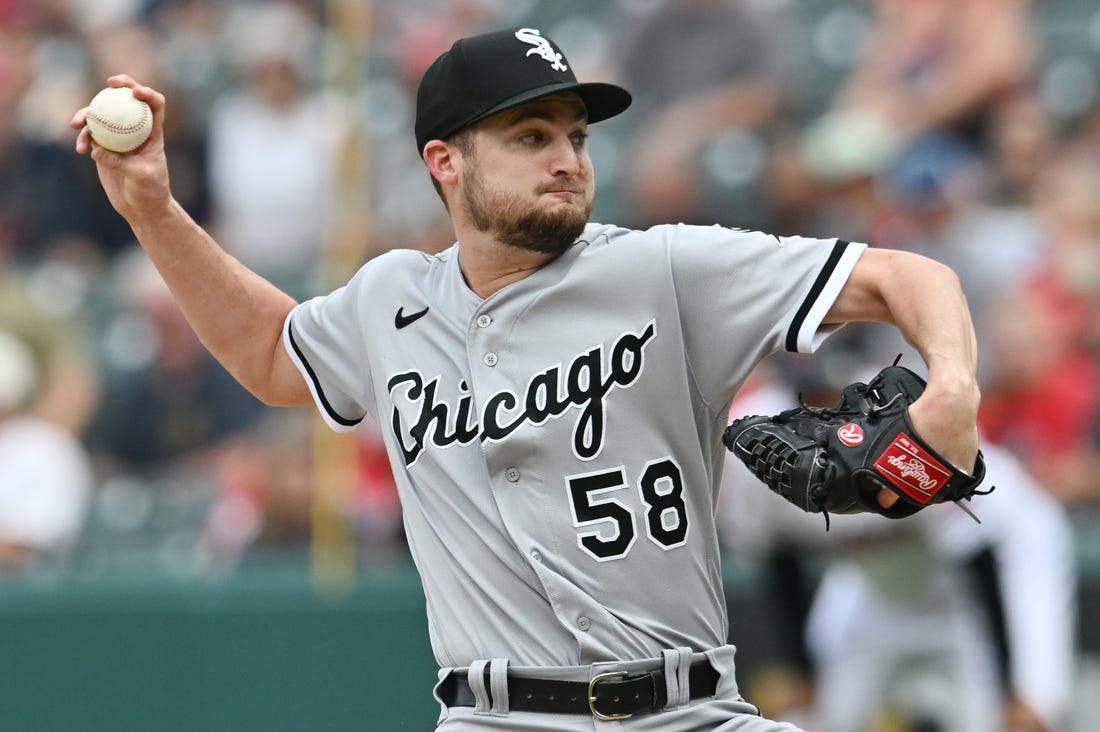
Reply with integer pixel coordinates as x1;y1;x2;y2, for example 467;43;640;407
73;27;985;731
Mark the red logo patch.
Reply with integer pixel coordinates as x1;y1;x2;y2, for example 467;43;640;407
872;433;952;505
837;423;864;447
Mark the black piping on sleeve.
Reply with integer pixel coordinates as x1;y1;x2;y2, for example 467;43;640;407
286;320;363;428
784;240;849;352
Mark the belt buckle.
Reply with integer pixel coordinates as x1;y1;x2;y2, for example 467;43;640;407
588;671;633;721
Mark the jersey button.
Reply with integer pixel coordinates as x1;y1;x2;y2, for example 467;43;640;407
576;616;591;632
476;314;492;328
483;352;498;367
530;550;542;563
505;468;520;483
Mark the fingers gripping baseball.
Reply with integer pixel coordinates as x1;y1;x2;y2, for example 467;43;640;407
72;76;171;219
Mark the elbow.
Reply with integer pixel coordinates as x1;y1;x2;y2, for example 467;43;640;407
252;374;312;409
250;329;314;408
258;391;312;409
929;256;964;291
232;359;312;409
253;389;293;409
924;257;972;312
885;250;967;300
848;249;970;325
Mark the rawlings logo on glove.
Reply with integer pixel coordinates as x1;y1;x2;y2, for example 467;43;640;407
722;359;991;527
875;434;952;500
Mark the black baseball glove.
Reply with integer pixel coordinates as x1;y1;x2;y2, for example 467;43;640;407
722;360;990;527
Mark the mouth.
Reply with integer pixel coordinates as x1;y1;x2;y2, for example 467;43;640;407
538;180;586;195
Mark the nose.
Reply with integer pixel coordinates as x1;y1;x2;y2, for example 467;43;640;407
549;136;584;177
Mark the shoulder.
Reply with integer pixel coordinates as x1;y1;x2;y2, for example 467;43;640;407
373;245;452;267
577;222;633;247
347;244;456;283
574;224;820;270
579;222;745;248
571;224;676;266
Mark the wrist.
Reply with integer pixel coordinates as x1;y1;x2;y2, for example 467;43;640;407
128;196;184;232
921;359;979;416
925;353;978;386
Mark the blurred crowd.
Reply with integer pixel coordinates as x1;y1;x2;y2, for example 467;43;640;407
3;0;1100;728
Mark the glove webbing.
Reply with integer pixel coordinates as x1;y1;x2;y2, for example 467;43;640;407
735;428;838;528
738;436;797;497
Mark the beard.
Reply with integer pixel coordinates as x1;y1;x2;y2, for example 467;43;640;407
460;163;592;257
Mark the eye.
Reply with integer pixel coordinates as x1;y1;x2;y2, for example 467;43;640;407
571;131;589;147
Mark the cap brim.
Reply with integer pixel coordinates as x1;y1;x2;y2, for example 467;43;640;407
445;81;632;140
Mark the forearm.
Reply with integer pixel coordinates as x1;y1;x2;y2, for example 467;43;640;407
884;257;977;395
128;199;309;406
830;249;977;381
828;248;980;471
72;78;312;406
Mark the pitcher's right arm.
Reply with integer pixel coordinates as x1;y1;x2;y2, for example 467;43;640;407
72;76;310;407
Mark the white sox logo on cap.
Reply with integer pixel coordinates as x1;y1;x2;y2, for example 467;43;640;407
515;28;568;72
413;27;630;155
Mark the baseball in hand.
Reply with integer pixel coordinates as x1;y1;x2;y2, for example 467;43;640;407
84;87;153;153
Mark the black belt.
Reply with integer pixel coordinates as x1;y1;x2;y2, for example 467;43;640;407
438;661;721;720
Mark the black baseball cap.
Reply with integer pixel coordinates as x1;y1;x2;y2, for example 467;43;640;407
414;27;632;156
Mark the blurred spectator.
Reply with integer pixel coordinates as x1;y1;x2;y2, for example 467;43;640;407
928;95;1056;333
796;0;1041;251
608;0;787;227
0;10;106;268
197;409;315;570
797;108;921;248
0;269;100;438
757;126;829;237
0;327;93;574
89;247;265;480
206;1;349;299
984;90;1058;205
801;438;1076;732
827;0;1038;157
720;363;1077;732
198;410;404;571
358;0;508;257
978;153;1100;504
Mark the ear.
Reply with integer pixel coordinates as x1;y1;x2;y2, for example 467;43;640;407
424;140;459;188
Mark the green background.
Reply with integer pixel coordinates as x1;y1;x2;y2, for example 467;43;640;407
0;564;439;732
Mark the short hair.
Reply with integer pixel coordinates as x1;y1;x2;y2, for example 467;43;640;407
429;127;477;210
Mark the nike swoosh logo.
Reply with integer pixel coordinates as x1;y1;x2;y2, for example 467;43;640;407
395;306;430;329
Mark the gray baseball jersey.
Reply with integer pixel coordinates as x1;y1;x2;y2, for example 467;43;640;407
284;222;865;669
